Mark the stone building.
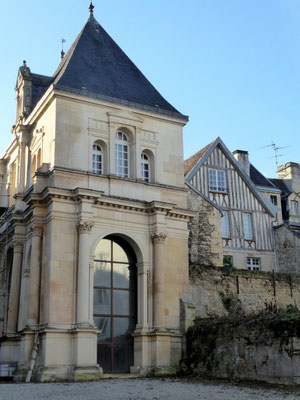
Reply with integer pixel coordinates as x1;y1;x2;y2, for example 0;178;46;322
0;5;194;381
270;162;300;273
184;137;277;271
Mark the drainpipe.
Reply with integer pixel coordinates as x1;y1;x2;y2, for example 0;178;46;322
272;213;278;273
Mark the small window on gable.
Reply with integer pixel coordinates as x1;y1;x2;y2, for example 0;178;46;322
141;153;150;182
243;213;253;240
270;195;278;206
209;169;226;192
93;143;103;174
115;132;129;178
247;257;260;271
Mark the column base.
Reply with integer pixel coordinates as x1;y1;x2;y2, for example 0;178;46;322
132;331;183;372
73;365;103;381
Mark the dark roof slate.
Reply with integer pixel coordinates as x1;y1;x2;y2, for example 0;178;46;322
249;164;276;188
31;73;54;109
51;15;184;118
269;178;291;196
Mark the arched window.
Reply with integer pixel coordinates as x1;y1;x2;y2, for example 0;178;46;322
141;153;150;182
115;132;129;178
93;144;103;174
93;236;137;373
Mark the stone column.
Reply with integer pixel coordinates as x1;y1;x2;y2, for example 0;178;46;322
77;221;94;326
6;241;23;333
151;232;167;329
136;262;149;329
27;224;43;326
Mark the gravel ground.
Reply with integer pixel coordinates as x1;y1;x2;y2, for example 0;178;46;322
1;378;300;400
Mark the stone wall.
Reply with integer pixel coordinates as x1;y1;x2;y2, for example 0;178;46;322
190;265;300;318
187;186;223;267
185;313;300;385
275;224;300;274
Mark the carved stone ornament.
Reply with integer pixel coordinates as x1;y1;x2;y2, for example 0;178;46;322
151;232;167;244
77;221;94;234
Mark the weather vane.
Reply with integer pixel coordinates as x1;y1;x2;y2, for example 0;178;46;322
61;37;66;60
89;2;95;17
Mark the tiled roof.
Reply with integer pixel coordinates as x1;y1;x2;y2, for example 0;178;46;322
184;141;215;176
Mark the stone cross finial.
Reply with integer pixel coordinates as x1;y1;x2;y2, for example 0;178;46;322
89;2;95;17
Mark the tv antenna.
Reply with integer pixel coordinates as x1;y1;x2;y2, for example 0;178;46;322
259;141;291;170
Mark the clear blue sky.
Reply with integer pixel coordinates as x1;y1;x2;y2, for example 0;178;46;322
1;0;299;178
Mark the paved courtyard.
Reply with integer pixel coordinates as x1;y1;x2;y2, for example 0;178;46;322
1;378;300;400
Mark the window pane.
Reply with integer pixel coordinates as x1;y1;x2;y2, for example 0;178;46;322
113;317;134;343
113;290;130;315
95;239;111;261
113;345;133;373
113;264;130;289
221;211;230;238
113;242;128;262
243;213;253;239
94;262;111;287
94;317;111;342
94;289;111;314
97;343;111;373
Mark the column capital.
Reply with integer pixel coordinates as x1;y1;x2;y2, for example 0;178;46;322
77;220;94;234
12;240;24;253
151;232;167;244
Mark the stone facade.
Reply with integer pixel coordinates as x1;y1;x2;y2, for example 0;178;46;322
186;185;222;268
0;7;194;381
274;224;300;274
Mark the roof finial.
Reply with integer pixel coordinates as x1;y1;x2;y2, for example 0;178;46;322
89;2;95;17
61;38;66;60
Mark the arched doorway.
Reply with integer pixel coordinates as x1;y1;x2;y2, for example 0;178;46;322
93;235;137;373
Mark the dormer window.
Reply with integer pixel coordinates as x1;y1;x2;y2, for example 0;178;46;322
209;169;226;192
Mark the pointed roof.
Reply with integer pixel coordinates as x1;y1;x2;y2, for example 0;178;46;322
51;13;187;120
184;137;277;217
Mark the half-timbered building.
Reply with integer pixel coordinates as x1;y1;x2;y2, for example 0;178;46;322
185;137;277;271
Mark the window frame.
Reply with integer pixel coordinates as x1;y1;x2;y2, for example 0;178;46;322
221;210;230;238
243;213;253;240
92;143;103;175
208;168;227;192
290;200;299;216
246;257;260;271
115;131;129;178
141;153;150;182
270;195;278;206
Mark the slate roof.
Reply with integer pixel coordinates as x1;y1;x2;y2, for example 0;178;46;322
31;74;54;109
48;14;186;119
249;164;277;189
269;178;291;196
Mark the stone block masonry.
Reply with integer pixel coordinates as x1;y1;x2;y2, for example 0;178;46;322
190;265;300;318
